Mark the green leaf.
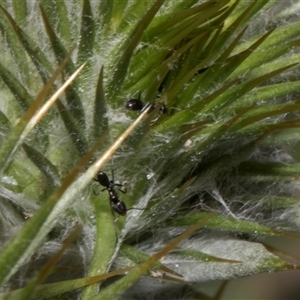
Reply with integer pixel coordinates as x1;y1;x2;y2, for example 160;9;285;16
236;161;300;177
227;81;300;108
224;0;272;31
171;248;241;263
93;66;108;138
22;143;61;189
120;244;182;277
12;0;28;27
95;0;113;42
93;216;213;300
164;238;290;282
55;0;72;44
12;224;82;300
229;103;300;132
142;1;229;43
107;0;165;100
39;4;86;127
233;19;300;54
0;53;79;173
0;61;33;111
172;212;277;235
81;192;115;300
201;63;298;116
55;100;89;156
2;267;135;300
0;5;53;82
77;0;95;65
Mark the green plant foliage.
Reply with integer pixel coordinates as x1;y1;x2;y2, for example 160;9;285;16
0;1;300;299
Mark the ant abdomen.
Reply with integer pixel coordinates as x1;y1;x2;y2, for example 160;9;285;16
125;98;144;111
112;201;127;216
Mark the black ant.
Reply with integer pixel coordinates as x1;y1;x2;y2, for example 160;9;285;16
125;96;144;111
94;170;127;216
125;93;167;122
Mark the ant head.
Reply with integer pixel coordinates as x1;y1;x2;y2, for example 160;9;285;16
96;171;110;187
159;104;168;114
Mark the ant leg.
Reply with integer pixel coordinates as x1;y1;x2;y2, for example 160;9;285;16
150;115;160;125
93;187;107;196
114;182;127;194
126;207;146;212
109;205;120;242
114;183;123;187
111;168;115;182
116;187;127;194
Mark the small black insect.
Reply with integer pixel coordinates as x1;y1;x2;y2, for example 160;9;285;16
125;93;167;123
125;98;144;111
156;103;168;115
125;91;143;111
94;170;127;216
